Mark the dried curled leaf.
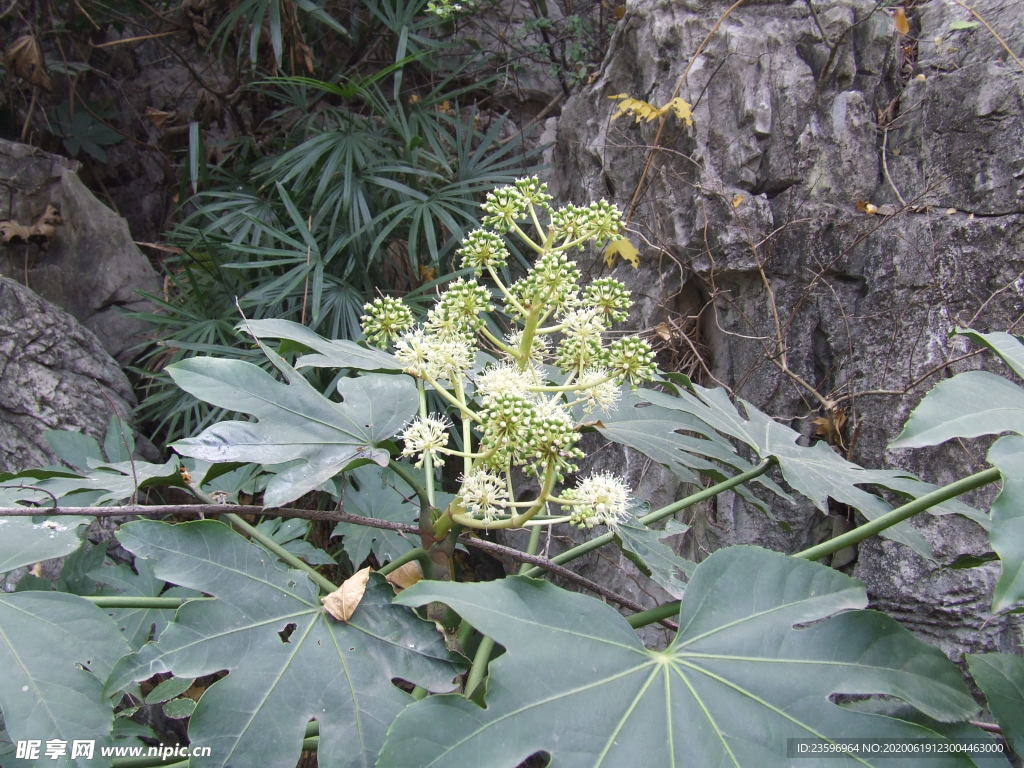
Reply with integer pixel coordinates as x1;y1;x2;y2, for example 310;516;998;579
892;7;910;36
603;236;640;268
0;203;62;245
322;566;372;622
384;561;423;591
5;35;52;91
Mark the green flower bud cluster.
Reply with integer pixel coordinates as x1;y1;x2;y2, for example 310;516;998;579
361;296;415;347
458;229;509;272
425;0;472;19
427;278;492;335
358;179;653;533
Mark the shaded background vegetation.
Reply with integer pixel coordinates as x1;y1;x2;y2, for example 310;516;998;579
1;0;615;441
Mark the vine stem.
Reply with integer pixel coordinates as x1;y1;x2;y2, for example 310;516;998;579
792;466;1001;561
224;512;338;594
629;465;1003;629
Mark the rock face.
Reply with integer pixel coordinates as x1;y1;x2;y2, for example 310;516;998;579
553;0;1024;655
0;277;136;472
0;139;161;362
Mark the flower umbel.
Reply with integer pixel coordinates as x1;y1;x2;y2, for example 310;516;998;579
399;415;451;467
361;296;414;347
564;473;631;528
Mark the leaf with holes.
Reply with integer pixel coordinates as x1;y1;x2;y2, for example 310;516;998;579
107;520;463;768
0;592;130;768
381;546;978;768
168;342;418;507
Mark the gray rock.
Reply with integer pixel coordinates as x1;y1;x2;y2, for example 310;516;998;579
0;277;136;472
552;0;1024;654
0;139;161;362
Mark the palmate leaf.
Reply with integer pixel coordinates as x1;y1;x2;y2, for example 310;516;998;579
0;592;130;768
333;465;420;565
966;653;1024;756
381;547;979;768
240;318;403;371
985;436;1024;611
106;520;464;768
168;343;417;507
616;385;978;557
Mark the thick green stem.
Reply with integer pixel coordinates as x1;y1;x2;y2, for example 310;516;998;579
463;636;495;699
377;547;436;581
629;465;1002;630
793;466;1001;561
417;382;436;508
522;459;775;577
225;512;337;594
86;596;193;609
628;601;680;629
464;518;543;700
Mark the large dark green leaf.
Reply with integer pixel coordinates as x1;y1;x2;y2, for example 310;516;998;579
168;344;418;507
890;371;1024;448
107;520;463;768
0;515;91;574
0;592;130;768
381;547;979;768
966;653;1024;756
333;465;420;565
986;436;1024;611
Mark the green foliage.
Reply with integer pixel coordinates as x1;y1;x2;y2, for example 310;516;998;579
889;327;1024;611
0;592;130;768
383;548;980;767
4;196;1024;767
109;520;463;768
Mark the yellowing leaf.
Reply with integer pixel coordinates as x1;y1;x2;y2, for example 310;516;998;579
892;7;910;36
662;97;694;127
603;237;640;268
322;566;372;622
609;94;694;127
731;194;745;209
385;561;424;591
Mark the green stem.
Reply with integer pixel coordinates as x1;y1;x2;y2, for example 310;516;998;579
453;377;473;477
86;596;193;609
511;222;544;254
377;547;436;581
628;601;680;629
417;382;436;507
793;466;1001;561
225;512;337;594
486;265;528;318
464;635;495;699
523;459;775;577
629;465;1002;630
388;460;431;512
515;306;541;369
464;518;544;700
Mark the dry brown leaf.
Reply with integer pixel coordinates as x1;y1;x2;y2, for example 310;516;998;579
322;566;372;622
654;322;673;342
384;561;423;591
892;7;910;36
812;409;848;446
0;203;62;245
5;36;52;91
145;107;177;130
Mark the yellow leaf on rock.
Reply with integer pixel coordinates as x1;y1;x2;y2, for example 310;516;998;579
892;7;910;36
663;97;694;127
603;237;640;268
731;194;745;209
384;561;423;591
322;566;372;622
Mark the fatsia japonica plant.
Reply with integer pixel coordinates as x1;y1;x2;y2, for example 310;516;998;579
1;181;1023;768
